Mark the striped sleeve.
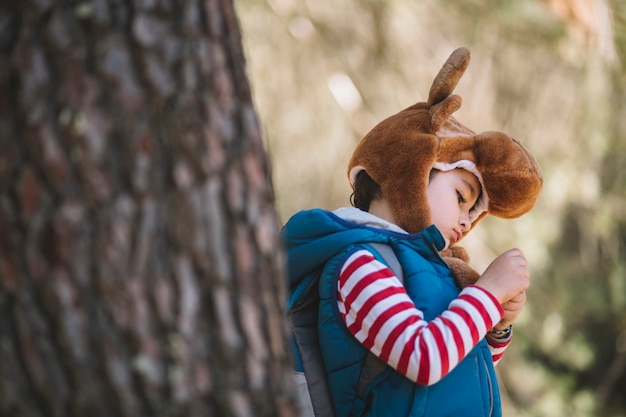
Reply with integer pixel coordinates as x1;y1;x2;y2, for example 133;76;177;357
486;331;512;366
337;249;504;386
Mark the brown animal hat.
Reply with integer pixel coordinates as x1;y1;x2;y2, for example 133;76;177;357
348;47;543;235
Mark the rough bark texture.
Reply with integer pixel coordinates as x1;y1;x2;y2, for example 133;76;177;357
0;1;296;416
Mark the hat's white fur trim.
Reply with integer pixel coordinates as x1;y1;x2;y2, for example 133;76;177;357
349;165;365;186
433;160;489;222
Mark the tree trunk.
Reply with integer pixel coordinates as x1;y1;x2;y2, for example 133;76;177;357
0;1;296;416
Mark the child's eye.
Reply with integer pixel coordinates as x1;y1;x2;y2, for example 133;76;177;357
457;191;466;204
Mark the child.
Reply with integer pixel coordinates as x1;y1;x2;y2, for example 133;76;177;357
283;47;543;417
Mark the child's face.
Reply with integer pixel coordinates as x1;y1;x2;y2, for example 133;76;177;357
427;169;481;250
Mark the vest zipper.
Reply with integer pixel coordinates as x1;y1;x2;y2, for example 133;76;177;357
433;240;495;415
430;243;449;267
483;358;494;416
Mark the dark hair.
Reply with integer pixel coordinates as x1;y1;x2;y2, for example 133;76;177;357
351;168;441;211
350;170;382;211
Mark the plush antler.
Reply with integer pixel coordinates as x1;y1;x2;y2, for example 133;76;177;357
427;47;470;107
427;47;471;132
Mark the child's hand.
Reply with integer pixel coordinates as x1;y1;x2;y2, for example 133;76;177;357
475;248;530;304
494;291;526;330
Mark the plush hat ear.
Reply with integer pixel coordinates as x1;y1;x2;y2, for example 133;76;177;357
347;110;439;233
473;131;543;218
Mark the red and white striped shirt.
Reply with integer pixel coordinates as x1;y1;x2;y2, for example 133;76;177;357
337;249;509;386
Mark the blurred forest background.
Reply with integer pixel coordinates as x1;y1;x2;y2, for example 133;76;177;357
234;0;626;416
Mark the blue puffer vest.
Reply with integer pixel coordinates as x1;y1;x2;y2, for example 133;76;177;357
283;209;502;417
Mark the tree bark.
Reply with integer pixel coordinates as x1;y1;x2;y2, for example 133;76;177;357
0;1;296;416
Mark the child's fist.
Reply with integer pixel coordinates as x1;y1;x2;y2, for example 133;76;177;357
475;248;530;304
495;291;526;330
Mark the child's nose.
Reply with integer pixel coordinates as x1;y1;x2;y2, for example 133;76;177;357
459;214;471;231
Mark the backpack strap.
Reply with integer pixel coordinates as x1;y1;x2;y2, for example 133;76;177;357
289;243;404;417
290;271;336;417
369;243;404;282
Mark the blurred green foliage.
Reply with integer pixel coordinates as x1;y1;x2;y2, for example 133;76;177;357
236;0;626;415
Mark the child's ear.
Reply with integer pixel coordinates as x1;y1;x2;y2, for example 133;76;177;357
440;246;480;289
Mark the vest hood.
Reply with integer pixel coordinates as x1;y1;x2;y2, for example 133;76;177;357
282;208;444;289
